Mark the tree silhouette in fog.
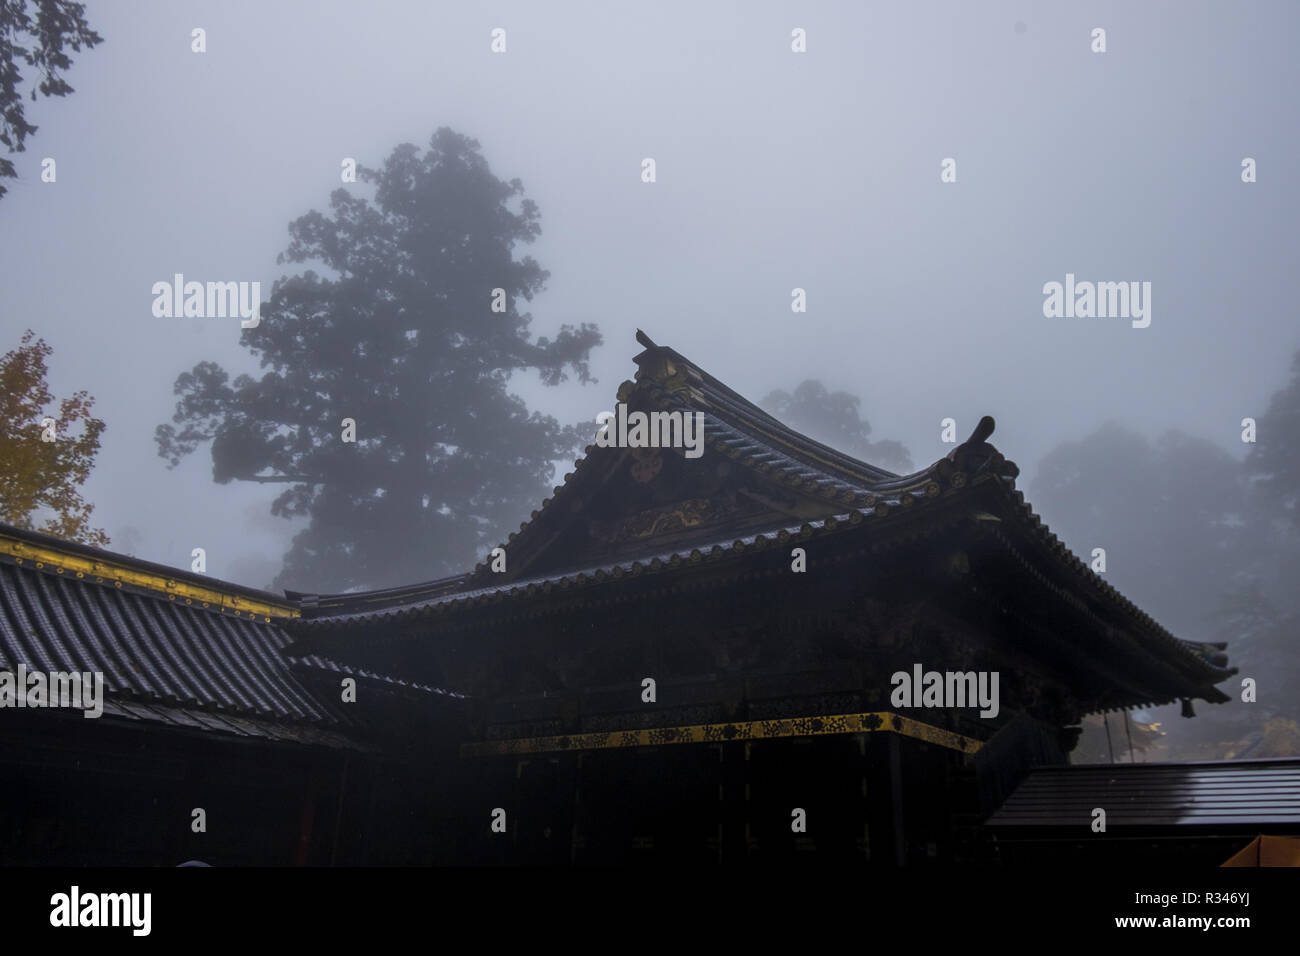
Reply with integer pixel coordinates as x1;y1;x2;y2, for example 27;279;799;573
1232;346;1300;737
760;380;913;474
156;128;600;592
0;0;102;200
1029;423;1249;637
1030;388;1300;757
1245;348;1300;534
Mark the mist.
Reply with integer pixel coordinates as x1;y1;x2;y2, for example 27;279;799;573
3;0;1297;761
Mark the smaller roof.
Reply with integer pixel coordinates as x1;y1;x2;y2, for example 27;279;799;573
0;522;455;749
987;758;1300;829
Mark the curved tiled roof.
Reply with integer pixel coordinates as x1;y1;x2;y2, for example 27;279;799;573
0;558;324;721
288;652;462;699
293;507;896;627
0;524;455;747
285;331;1234;710
0;521;298;621
433;330;960;585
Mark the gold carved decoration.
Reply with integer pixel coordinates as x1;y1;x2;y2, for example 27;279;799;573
461;710;984;758
617;497;719;542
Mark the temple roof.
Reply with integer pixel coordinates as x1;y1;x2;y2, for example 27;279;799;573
286;331;1235;711
0;333;1238;717
293;328;989;615
0;523;452;749
988;758;1300;829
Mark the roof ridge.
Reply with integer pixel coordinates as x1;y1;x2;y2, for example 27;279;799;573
630;335;902;485
457;331;1000;584
0;522;298;621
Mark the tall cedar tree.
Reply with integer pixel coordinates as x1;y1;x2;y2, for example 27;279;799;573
0;329;107;544
1245;347;1300;533
1235;345;1300;726
1028;423;1250;637
0;0;102;199
1031;417;1300;755
156;128;600;592
760;379;913;475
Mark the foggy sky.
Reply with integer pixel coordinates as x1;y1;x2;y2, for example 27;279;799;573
2;0;1297;606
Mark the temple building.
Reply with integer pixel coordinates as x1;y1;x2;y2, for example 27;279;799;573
3;331;1289;866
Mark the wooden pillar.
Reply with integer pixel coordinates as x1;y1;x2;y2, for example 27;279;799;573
293;764;319;866
719;740;747;864
571;752;584;864
329;754;351;865
858;734;871;861
865;732;907;866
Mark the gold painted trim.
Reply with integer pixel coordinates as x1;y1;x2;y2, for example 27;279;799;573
461;711;983;758
0;533;299;621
